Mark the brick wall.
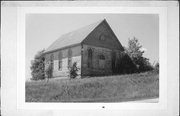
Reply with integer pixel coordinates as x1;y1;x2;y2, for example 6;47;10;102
82;20;124;51
82;44;113;76
44;45;81;78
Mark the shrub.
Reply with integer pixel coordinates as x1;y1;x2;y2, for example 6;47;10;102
116;53;137;74
30;50;45;80
68;62;79;79
154;62;159;73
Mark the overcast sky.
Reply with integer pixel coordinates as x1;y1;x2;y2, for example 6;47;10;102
26;14;159;79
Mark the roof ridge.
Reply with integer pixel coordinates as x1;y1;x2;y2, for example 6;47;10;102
59;19;104;38
44;19;105;53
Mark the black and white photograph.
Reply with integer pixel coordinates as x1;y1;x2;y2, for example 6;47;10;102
1;2;179;116
25;14;159;103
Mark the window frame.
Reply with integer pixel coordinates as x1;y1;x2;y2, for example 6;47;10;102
98;54;105;69
50;53;54;70
58;51;62;71
68;49;72;68
87;48;93;68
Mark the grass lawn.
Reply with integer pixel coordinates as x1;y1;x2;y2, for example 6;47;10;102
26;71;159;102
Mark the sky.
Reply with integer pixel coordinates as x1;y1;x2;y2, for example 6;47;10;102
26;14;159;79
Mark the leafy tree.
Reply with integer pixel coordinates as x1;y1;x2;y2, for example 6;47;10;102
125;37;153;72
68;62;79;79
30;50;45;80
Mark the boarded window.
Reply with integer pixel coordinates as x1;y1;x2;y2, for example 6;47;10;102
99;54;105;69
58;51;62;70
50;54;54;70
68;49;72;67
87;48;93;68
68;58;72;68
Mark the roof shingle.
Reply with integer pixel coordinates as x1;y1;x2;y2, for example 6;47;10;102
44;20;103;53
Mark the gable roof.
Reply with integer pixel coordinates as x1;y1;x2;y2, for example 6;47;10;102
44;20;103;54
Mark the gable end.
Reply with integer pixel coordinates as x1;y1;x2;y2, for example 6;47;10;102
82;19;124;51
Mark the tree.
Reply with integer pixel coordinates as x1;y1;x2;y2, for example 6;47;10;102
125;37;153;72
30;50;45;80
68;62;79;79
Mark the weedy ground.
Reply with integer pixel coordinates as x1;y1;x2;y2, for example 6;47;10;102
26;71;159;102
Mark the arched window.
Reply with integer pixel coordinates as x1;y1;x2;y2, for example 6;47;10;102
99;34;106;41
58;51;62;70
88;48;93;68
68;49;72;67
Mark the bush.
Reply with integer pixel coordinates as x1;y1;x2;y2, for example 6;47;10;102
68;62;79;79
116;53;137;74
135;57;154;72
154;62;159;73
30;50;45;80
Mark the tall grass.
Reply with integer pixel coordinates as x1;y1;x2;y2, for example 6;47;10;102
26;71;159;102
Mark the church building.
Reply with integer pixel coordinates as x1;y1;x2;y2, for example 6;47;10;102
43;19;133;78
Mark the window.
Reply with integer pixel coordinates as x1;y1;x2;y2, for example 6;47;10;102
99;34;106;41
99;54;105;69
58;51;62;70
88;48;93;68
99;54;105;60
50;54;54;70
58;60;62;70
68;58;72;68
68;49;72;67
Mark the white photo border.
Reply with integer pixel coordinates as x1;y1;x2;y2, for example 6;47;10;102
17;7;167;110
